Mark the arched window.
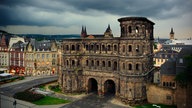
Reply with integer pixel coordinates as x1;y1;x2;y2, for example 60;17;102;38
66;45;69;51
97;61;99;66
72;60;75;66
86;60;89;66
91;60;94;66
96;45;99;50
102;61;105;67
123;63;125;70
108;45;111;51
90;45;94;50
136;45;139;52
66;60;69;66
128;64;132;70
77;45;80;51
128;45;132;52
114;45;117;51
86;45;89;50
72;45;75;50
102;45;105;51
108;61;111;67
128;26;132;33
114;61;117;70
136;64;139;70
136;26;139;33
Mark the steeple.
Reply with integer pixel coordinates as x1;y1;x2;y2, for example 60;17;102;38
81;26;87;38
170;28;174;40
104;24;113;38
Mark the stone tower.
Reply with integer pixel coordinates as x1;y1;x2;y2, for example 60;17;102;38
59;17;155;105
170;28;174;40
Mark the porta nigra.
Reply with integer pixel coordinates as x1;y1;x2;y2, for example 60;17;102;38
59;17;155;104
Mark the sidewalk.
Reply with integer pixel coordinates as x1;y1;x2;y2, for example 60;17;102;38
0;75;58;88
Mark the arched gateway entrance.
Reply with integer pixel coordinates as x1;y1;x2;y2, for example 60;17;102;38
104;80;116;95
88;78;98;93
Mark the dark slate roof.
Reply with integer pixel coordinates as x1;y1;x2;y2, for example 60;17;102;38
160;58;176;75
176;47;192;74
28;39;51;51
11;41;25;51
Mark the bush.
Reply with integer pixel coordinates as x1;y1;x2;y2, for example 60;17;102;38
49;85;61;93
14;91;45;102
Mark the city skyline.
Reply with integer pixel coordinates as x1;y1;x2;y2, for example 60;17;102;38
0;0;192;39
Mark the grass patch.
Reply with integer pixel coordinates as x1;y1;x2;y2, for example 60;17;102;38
49;85;62;93
39;85;46;90
32;96;71;105
134;104;177;108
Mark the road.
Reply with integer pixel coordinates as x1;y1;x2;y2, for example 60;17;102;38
61;93;130;108
0;76;58;97
0;76;131;108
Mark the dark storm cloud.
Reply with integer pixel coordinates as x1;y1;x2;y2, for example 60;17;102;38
0;0;191;26
64;0;192;18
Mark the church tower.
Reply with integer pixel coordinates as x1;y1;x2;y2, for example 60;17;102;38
81;26;87;38
170;28;174;40
104;24;113;38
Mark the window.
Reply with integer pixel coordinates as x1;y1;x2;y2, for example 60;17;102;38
96;45;99;50
128;26;132;33
46;54;49;59
123;63;125;70
108;61;111;67
86;60;89;66
102;61;105;67
77;45;80;51
66;60;69;66
166;95;171;100
66;45;69;51
42;54;44;59
91;60;94;66
86;45;89;50
97;61;99;66
136;45;139;52
71;45;75;50
136;26;139;33
114;45;117;51
72;60;75;66
128;64;132;70
108;45;111;51
102;45;105;51
179;58;183;63
128;45;132;52
136;64;139;70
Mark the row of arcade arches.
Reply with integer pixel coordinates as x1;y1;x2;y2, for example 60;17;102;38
88;78;116;95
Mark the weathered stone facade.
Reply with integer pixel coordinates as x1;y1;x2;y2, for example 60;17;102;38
59;17;155;104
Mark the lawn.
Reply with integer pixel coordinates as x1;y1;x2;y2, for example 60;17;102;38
134;104;177;108
32;96;71;105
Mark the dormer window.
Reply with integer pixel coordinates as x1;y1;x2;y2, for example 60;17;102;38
179;58;183;63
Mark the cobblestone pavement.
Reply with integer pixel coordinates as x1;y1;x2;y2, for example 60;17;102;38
60;93;132;108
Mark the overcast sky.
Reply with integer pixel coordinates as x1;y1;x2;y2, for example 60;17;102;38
0;0;192;39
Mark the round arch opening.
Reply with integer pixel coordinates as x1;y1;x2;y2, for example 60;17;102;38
88;78;98;93
104;80;116;95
